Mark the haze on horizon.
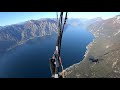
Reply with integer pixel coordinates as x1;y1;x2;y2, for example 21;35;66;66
0;12;120;26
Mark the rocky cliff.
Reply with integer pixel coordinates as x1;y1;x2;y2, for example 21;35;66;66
0;19;58;51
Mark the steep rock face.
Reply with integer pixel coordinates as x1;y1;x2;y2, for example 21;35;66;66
0;19;58;42
0;19;58;51
65;15;120;78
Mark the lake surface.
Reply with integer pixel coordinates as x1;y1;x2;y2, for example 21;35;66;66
0;26;94;78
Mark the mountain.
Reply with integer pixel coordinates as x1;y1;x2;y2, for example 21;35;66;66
67;17;103;28
64;15;120;78
0;19;58;51
67;18;87;27
0;26;2;30
85;17;103;27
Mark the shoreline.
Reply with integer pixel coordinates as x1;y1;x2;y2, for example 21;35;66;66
64;30;95;76
7;33;55;51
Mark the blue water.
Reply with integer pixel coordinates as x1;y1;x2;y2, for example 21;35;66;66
0;26;94;78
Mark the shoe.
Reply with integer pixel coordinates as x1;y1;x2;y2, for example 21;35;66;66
51;74;55;78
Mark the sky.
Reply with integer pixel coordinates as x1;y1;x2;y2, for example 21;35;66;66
0;12;120;26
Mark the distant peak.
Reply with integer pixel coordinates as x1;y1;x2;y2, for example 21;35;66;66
116;15;120;17
115;15;120;20
28;19;35;23
93;17;103;20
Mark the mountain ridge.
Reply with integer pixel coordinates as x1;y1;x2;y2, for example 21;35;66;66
0;19;58;51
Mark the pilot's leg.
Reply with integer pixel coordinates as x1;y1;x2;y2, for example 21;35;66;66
49;58;55;77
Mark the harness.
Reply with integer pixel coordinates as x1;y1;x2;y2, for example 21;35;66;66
50;12;68;78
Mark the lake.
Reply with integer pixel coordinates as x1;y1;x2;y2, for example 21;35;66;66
0;25;94;78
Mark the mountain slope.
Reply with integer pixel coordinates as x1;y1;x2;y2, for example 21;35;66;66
64;15;120;78
67;17;103;28
0;26;1;29
0;19;58;51
0;19;58;42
